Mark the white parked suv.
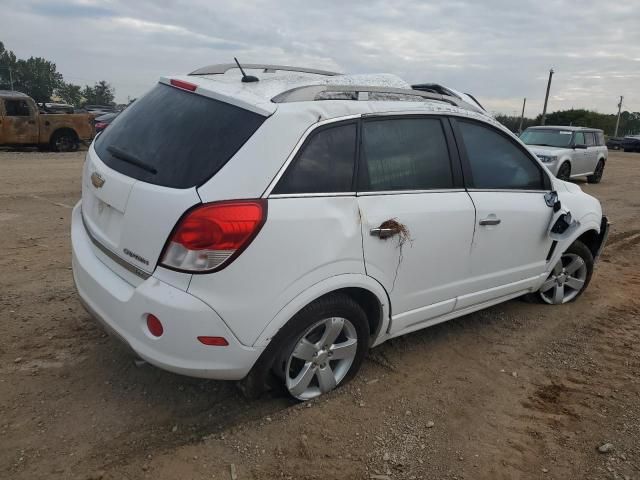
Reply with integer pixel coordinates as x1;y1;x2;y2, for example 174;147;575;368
520;126;608;183
71;64;609;400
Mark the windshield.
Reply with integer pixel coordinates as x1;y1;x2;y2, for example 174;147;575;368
95;83;266;189
520;129;574;148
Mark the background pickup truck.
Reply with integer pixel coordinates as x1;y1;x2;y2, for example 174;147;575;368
0;90;95;151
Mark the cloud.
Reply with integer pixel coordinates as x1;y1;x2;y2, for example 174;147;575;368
1;0;638;114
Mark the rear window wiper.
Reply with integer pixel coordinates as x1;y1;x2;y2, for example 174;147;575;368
107;145;157;175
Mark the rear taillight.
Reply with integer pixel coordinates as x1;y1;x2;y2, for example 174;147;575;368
95;122;108;130
160;200;267;273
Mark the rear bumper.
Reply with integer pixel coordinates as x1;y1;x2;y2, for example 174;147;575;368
71;202;262;380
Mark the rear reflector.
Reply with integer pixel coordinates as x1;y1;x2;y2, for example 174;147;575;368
146;314;164;337
160;200;267;273
197;336;229;346
170;79;197;92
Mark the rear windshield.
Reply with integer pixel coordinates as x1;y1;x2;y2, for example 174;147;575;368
520;129;573;148
94;83;266;189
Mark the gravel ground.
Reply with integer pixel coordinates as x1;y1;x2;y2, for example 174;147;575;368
1;149;639;480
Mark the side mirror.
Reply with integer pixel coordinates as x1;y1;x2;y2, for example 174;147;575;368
544;191;561;211
573;144;587;149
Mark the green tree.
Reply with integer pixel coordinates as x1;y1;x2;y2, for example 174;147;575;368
0;41;18;90
495;114;537;134
55;82;83;107
12;56;63;102
82;81;115;106
93;80;115;105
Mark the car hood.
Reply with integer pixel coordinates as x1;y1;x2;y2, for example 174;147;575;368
526;145;571;156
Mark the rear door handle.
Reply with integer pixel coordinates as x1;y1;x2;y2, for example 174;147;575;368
370;227;397;239
479;217;501;226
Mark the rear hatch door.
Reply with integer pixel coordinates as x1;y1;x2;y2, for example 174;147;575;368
82;80;267;276
81;147;200;275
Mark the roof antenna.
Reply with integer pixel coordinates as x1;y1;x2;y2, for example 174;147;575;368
234;57;259;83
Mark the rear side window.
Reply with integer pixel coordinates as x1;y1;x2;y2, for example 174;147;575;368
596;132;605;145
360;118;453;191
273;123;357;194
458;120;545;190
4;99;31;116
95;83;266;189
584;132;596;146
573;131;585;146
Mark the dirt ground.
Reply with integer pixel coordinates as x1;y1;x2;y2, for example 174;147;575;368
1;149;639;480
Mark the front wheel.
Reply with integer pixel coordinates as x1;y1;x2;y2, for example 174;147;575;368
557;162;571;181
538;241;593;305
274;294;369;401
587;160;605;184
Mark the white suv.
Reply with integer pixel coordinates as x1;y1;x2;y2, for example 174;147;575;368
71;64;609;400
520;126;608;183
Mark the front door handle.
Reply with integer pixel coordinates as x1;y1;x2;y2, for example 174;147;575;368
479;217;501;226
370;227;398;239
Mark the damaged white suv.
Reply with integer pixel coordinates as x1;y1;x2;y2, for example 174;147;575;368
71;64;609;400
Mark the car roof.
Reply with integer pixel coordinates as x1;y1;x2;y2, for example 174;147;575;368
526;125;603;132
162;65;487;119
0;90;29;98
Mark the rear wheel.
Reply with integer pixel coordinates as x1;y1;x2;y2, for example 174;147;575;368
537;241;593;305
557;162;571;181
587;160;605;184
50;130;79;152
273;294;369;401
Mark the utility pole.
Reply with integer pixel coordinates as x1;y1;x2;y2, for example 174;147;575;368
614;95;623;137
8;67;14;91
518;97;527;134
540;68;554;126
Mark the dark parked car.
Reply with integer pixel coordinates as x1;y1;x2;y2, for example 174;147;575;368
622;136;640;153
606;137;624;150
94;112;119;133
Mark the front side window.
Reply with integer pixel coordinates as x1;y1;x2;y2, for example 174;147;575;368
573;131;586;146
458;120;545;190
273;123;357;194
4;99;31;116
360;117;453;191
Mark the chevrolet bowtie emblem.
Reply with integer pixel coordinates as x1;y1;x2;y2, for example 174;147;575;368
91;172;105;188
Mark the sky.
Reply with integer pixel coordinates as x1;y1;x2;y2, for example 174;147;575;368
1;0;639;115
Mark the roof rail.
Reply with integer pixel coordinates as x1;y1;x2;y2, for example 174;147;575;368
271;85;484;113
411;83;461;99
189;63;341;77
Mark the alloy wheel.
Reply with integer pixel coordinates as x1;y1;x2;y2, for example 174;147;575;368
593;161;604;181
557;163;571;181
540;253;588;304
285;317;358;400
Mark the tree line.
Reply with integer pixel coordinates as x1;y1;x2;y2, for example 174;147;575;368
0;41;115;107
495;109;640;138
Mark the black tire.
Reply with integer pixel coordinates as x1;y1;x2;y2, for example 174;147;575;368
557;162;571;181
529;240;594;305
239;293;369;400
587;160;605;184
50;130;79;152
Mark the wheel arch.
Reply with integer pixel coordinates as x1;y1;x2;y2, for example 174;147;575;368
49;126;79;143
548;217;602;269
253;274;391;349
